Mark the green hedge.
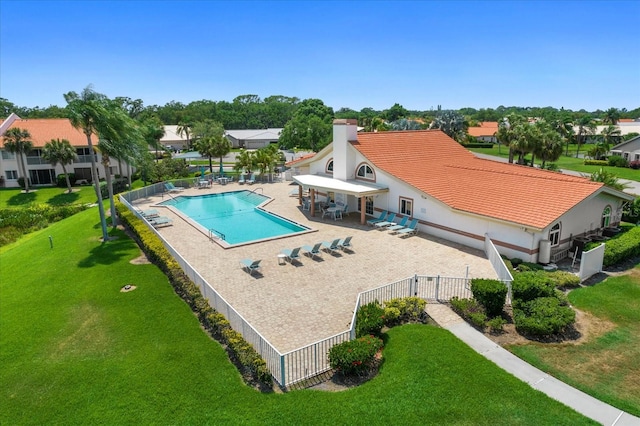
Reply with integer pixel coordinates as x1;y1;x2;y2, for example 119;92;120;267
383;297;426;326
602;226;640;266
470;278;507;317
464;143;494;148
328;335;383;376
511;272;556;304
583;159;609;166
115;200;272;386
513;297;575;336
356;301;385;337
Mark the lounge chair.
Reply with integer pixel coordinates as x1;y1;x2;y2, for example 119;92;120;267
374;213;397;229
396;219;419;237
322;238;341;255
138;208;159;218
281;247;302;263
238;175;246;185
247;174;256;185
338;236;353;251
240;258;262;275
149;216;173;228
164;182;185;193
366;210;388;226
302;243;323;260
386;216;408;232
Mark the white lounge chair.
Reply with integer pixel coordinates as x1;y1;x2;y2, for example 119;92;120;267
367;210;388;226
149;216;173;228
281;247;302;263
375;213;397;229
240;259;262;275
302;243;323;260
247;174;256;185
386;216;408;232
322;239;341;255
396;219;419;237
164;182;185;193
338;236;353;251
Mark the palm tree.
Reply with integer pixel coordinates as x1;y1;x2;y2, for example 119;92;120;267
532;122;563;169
575;115;596;158
142;117;165;162
3;128;33;192
42;138;78;193
65;85;111;241
589;168;629;191
602;108;620;125
192;120;227;174
234;149;255;176
176;120;192;150
496;113;527;163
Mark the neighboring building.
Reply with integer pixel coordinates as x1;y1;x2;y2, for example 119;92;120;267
610;135;640;162
467;121;498;143
289;119;634;263
225;128;282;149
160;125;190;152
0;115;131;188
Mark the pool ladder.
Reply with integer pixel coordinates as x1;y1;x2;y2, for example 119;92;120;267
209;228;226;241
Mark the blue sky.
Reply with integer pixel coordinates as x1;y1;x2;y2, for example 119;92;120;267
1;0;639;112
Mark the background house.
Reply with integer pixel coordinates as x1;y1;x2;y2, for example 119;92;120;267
224;128;282;149
467;121;498;143
290;120;634;263
610;135;640;162
160;125;190;152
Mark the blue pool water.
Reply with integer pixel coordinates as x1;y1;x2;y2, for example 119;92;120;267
159;191;309;245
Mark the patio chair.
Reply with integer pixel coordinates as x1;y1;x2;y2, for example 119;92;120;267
366;210;388;226
238;175;246;185
164;182;185;193
374;213;397;229
149;216;173;228
247;174;256;185
281;247;302;263
302;243;323;260
396;219;419;237
240;258;262;275
138;208;159;218
338;236;353;251
386;216;408;232
322;238;341;255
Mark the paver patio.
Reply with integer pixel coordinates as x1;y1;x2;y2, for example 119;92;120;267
132;179;498;352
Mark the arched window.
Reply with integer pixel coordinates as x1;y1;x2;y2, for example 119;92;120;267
355;163;375;181
326;159;333;174
549;223;561;246
601;205;612;228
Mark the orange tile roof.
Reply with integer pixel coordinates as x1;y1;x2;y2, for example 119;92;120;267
352;130;604;230
1;118;94;148
468;121;498;137
286;153;316;166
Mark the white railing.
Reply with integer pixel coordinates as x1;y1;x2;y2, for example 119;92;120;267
484;234;513;303
579;243;605;282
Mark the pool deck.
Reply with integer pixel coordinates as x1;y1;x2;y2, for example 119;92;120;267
133;180;498;352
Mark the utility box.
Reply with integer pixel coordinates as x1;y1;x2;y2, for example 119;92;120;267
538;239;551;264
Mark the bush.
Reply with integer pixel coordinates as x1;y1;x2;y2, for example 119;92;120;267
629;160;640;170
99;179;128;199
547;270;581;289
383;297;426;324
56;173;76;187
450;297;487;328
602;226;640;266
517;262;544;272
470;278;507;317
583;159;609;166
487;316;507;332
17;177;31;189
382;307;401;325
328;335;383;376
355;301;385;337
608;155;628;168
510;258;523;267
511;272;556;304
0;204;89;246
513;297;575;336
542;163;559;171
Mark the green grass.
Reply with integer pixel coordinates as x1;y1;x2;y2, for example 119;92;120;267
0;186;98;209
468;145;640;181
507;266;640;416
0;209;595;425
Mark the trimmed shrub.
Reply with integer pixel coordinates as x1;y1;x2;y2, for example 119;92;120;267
510;258;523;267
487;316;507;332
513;297;575;336
450;297;487;328
382;307;401;325
470;278;507;317
0;204;89;246
355;301;385;337
384;297;426;323
328;335;384;376
56;173;76;187
602;226;640;266
608;155;628;168
511;271;556;304
547;270;581;289
630;160;640;170
17;177;31;189
583;159;608;166
518;262;544;272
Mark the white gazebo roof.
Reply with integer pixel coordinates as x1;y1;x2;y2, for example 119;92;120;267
292;175;388;197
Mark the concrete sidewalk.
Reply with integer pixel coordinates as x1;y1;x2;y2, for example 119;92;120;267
425;304;640;426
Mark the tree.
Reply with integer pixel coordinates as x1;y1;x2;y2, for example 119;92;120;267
65;85;113;241
549;113;574;156
383;103;408;122
429;110;467;142
588;168;629;191
42;138;78;193
496;113;527;163
389;118;422;131
602;108;620;125
253;145;280;181
176;119;193;150
532;121;563;168
193;120;229;174
3;128;33;192
575;115;596;158
279;99;334;152
142;117;166;162
234;149;255;175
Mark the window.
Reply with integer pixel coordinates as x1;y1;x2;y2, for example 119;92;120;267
29;169;55;185
76;148;92;156
399;197;413;216
6;170;18;179
355;163;375;180
549;223;561;246
326;159;333;174
1;151;15;160
601;205;611;228
357;196;374;215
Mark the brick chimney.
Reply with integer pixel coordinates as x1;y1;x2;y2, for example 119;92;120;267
332;119;358;181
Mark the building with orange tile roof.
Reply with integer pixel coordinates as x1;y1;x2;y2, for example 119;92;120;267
467;121;498;142
0;115;133;188
289;120;634;263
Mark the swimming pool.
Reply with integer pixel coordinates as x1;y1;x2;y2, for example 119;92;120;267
159;190;310;245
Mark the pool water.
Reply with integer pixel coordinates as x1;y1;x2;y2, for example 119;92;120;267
159;191;309;245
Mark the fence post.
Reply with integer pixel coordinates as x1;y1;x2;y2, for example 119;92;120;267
412;274;417;296
436;275;440;301
280;355;286;388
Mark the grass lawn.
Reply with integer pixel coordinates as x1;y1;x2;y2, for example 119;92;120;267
0;208;594;425
0;186;98;209
507;265;640;417
468;146;640;181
